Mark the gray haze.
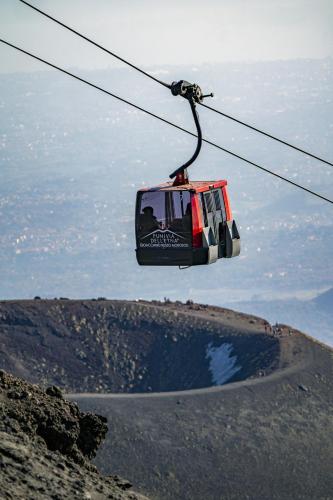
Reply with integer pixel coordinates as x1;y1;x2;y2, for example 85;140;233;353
0;58;332;344
1;0;333;73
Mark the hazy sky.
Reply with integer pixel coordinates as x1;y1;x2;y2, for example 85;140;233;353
0;0;333;73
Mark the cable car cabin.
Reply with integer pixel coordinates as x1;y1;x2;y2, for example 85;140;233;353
135;79;240;267
135;180;240;266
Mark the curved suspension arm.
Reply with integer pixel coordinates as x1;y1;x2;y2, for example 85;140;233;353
169;99;202;179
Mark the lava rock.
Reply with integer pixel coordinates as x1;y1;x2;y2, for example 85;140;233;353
46;386;63;399
0;370;148;499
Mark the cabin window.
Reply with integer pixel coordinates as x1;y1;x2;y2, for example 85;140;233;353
217;188;227;221
200;193;208;226
137;191;192;244
204;192;214;213
200;189;227;245
213;190;221;211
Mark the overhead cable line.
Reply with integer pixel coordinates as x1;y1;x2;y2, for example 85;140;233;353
200;102;333;168
18;0;171;90
1;38;332;206
18;0;333;169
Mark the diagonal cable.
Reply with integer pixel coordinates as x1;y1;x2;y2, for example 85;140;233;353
200;102;333;168
18;0;171;89
0;38;332;205
18;0;333;169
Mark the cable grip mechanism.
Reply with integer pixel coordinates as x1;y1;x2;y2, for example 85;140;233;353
169;80;213;184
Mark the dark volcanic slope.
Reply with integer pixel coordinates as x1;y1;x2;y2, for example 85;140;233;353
0;299;279;393
0;370;146;500
1;299;332;499
72;303;332;500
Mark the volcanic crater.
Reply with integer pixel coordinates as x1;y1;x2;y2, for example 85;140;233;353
0;300;279;393
1;299;332;500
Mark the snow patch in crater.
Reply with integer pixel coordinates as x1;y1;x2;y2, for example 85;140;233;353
206;342;241;385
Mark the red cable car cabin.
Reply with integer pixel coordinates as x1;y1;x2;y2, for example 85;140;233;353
135;79;240;267
135;179;240;266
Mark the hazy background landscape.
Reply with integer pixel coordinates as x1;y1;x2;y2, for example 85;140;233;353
1;0;333;345
1;58;332;344
1;4;333;500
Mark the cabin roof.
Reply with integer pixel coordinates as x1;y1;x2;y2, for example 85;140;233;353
137;180;228;193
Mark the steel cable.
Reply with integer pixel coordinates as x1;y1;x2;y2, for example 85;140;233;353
18;0;333;169
1;38;332;205
18;0;171;89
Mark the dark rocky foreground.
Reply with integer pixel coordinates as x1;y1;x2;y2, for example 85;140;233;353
0;370;146;499
0;299;332;499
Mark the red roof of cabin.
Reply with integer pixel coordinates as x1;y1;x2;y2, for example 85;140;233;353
138;180;228;193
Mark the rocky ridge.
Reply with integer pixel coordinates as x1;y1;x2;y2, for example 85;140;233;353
0;370;147;499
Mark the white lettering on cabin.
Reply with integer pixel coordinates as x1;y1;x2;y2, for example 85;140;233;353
140;229;190;249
